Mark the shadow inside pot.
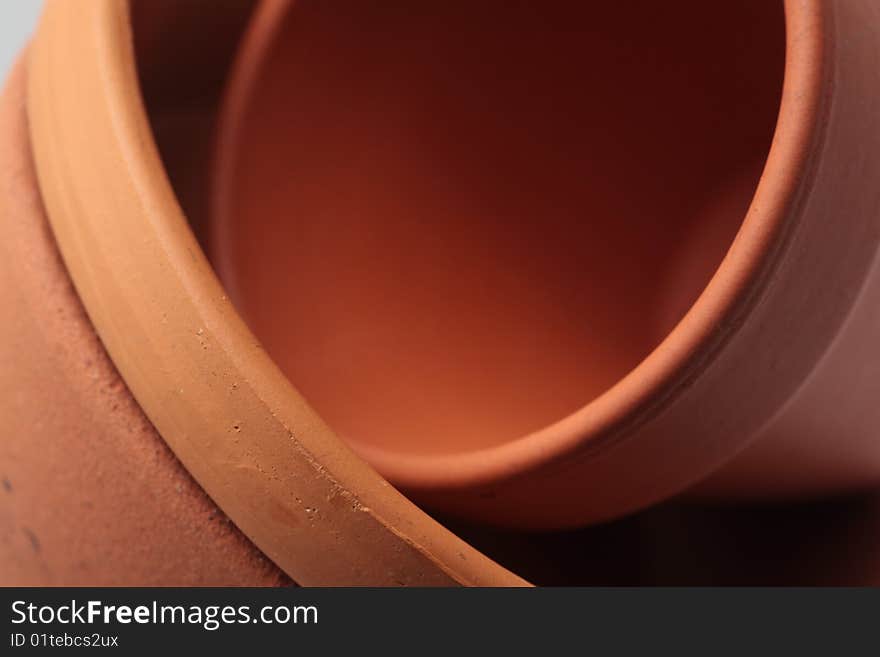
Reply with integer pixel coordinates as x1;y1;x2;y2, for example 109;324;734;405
444;493;880;586
133;0;257;243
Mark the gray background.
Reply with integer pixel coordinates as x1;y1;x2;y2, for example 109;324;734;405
0;1;43;85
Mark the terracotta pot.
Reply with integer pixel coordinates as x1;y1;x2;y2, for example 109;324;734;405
210;0;880;529
1;0;526;586
4;0;880;588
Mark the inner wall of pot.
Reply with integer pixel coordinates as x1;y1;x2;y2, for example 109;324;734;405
213;1;785;457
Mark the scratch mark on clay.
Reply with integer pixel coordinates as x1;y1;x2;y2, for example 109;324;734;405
23;527;41;554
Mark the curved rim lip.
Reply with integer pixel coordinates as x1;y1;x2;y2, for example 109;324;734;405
28;0;530;584
212;0;827;491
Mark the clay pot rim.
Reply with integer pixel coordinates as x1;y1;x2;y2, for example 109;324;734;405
26;0;527;585
212;0;827;490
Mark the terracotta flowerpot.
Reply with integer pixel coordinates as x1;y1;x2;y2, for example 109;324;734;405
211;0;880;529
0;0;526;587
3;0;880;588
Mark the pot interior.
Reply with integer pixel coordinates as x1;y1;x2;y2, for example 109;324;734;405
133;2;880;588
211;0;785;458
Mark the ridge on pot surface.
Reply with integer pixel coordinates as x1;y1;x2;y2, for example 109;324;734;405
26;0;527;586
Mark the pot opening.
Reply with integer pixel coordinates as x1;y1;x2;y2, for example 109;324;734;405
213;0;785;457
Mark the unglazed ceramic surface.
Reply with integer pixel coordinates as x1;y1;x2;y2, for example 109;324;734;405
3;0;880;587
0;58;289;586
